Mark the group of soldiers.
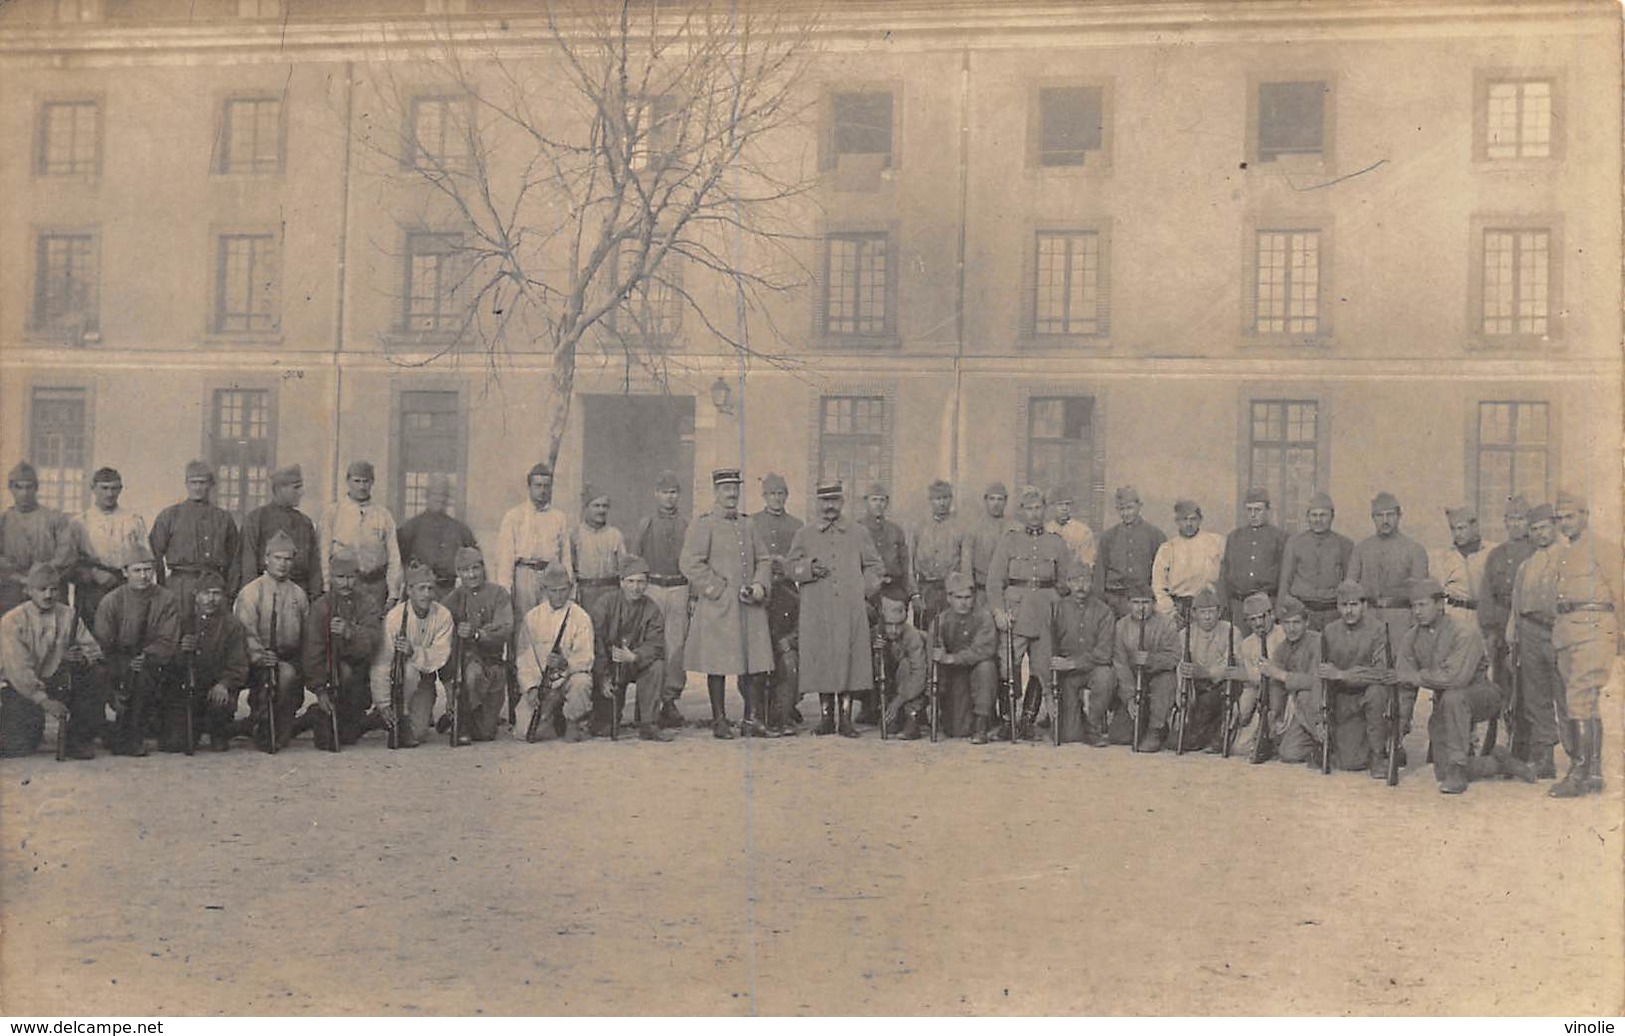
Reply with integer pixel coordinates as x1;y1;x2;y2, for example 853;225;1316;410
0;454;1616;799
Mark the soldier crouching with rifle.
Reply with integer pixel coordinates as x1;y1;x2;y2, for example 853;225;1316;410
514;562;595;743
1049;557;1116;746
235;531;309;752
439;546;513;744
0;563;104;759
370;562;452;748
1260;595;1329;767
934;572;999;743
94;545;180;756
1315;580;1392;772
302;549;381;748
1110;583;1180;751
587;555;672;742
174;571;249;753
1177;587;1235;753
875;591;929;739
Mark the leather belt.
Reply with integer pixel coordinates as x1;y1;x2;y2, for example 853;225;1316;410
165;563;221;575
578;576;619;588
1006;578;1056;589
1446;596;1478;611
1557;601;1615;615
1518;612;1553;628
515;559;552;570
1373;596;1411;609
1303;600;1339;611
647;574;688;588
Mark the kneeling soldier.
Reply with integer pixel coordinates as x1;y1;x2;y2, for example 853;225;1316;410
302;549;382;748
1316;580;1390;771
1262;596;1328;765
1110;584;1181;751
935;572;999;742
1232;592;1286;762
1050;557;1116;745
876;592;929;739
235;531;309;750
588;555;671;741
439;546;513;743
96;545;181;756
515;563;595;743
174;572;249;752
0;563;104;758
371;562;452;747
1178;587;1235;753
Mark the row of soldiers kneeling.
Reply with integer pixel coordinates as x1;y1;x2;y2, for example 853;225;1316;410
0;455;1616;800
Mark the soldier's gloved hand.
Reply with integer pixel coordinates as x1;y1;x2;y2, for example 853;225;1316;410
255;649;278;667
992;609;1010;632
208;683;231;708
64;646;88;665
703;579;724;601
331;617;352;638
1052;656;1077;672
809;560;830;580
39;698;67;719
180;633;200;653
610;644;637;664
456;621;475;639
394;634;414;658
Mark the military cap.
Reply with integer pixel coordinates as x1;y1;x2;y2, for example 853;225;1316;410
619;555;650;578
194;570;226;593
1017;484;1045;507
984;482;1008;498
1370;491;1401;512
329;549;360;576
760;473;788;494
539;562;573;589
265;530;298;557
91;467;122;485
527;462;554;481
454;546;484;569
1554;489;1588;512
1335;580;1369;604
1526;503;1555;524
1307;491;1335;512
581;483;609;507
655;470;682;492
1173;498;1201;518
712;468;742;486
346;460;375;480
270;464;303;488
124;543;156;566
878;583;911;606
8;462;38;485
24;563;60;590
1192;586;1222;610
1051;484;1076;504
945;572;975;595
927;479;954;498
1409;577;1446;601
815;480;844;499
863;482;889;499
1126;582;1155;601
185;460;215;482
1276;594;1307;619
1115;486;1141;506
1242;592;1273;618
405;561;437;587
1243;487;1271;506
1503;494;1531;518
1444;505;1478;523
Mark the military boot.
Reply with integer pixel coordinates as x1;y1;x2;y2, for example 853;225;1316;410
1586;719;1606;794
1549;720;1590;798
837;694;860;738
970;715;990;745
1531;742;1557;779
899;708;923;741
814;694;837;735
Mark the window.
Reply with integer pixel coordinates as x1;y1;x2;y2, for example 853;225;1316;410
1483;78;1553;160
627;94;679;172
217;98;282;175
36;101;99;177
1248;400;1320;534
402;232;467;334
817;395;889;490
1476;401;1551;519
1257;81;1326;161
1035;86;1103;167
612;246;683;341
406;95;472;171
1032;231;1103;336
209;389;274;520
215;234;280;334
823;232;890;337
29;388;88;514
830;91;893;166
32;232;98;336
1481;228;1550;337
1027;396;1098;525
397;391;463;518
1253;230;1321;336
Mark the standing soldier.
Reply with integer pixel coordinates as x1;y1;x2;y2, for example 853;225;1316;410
1434;505;1491;631
1219;488;1287;629
1151;499;1223;623
857;483;909;726
787;481;884;738
0;463;75;615
1094;486;1166;619
493;463;573;623
988;485;1068;740
514;563;594;744
371;562;453;748
571;485;625;616
1316;581;1392;773
751;473;803;735
587;555;670;741
240;465;322;602
0;564;103;759
633;471;692;729
94;545;180;756
1278;491;1353;632
395;474;476;597
1049;556;1116;745
1548;490;1620;798
968;483;1015;608
1110;584;1181;752
1349;490;1429;740
69;467;150;631
1480;496;1534;756
301;549;382;749
934;572;999;742
321;460;402;618
681;469;775;739
177;572;251;753
911;479;969;632
437;546;513;744
1046;485;1097;571
1507;504;1564;778
236;531;310;751
875;594;929;739
1178;587;1236;754
1259;596;1326;766
150;461;241;606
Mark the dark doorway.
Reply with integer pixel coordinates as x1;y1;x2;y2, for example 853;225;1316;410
581;394;696;542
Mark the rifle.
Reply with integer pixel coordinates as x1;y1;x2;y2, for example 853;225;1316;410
1319;654;1332;775
927;617;941;743
1002;623;1019;744
506;561;521;730
1175;616;1192;755
1249;628;1272;764
525;611;571;743
1501;643;1523;757
1383;623;1400;786
54;698;70;762
1131;616;1147;752
609;652;626;742
1048;657;1061;747
262;594;280;755
874;630;890;741
387;603;409;749
183;644;198;757
447;624;465;748
319;610;341;753
1221;625;1239;757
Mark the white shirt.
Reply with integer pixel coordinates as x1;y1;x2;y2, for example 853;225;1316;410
492;504;574;588
1152;531;1224;615
515;599;594;690
72;506;150;570
370;600;453;705
321;497;403;597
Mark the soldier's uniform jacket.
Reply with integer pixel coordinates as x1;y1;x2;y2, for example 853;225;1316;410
0;600;102;697
1320;613;1387;692
1348;532;1429;607
185;607;251;694
301;590;383;682
94;583;181;667
588;591;665;676
751;509;803;644
881;623;928;705
0;506;75;607
439;583;513;664
988;525;1068;638
1552;528;1622;691
240;502;322;601
968;514;1018;589
1112;611;1181;690
680;507;774;675
1399;612;1488;692
1219;524;1288;603
1265;629;1324;729
937;605;997;667
396;510;476;591
787;517;884;695
1278;528;1353;610
150;498;241;593
860;514;911;598
912;516;969;585
1093;519;1166;599
1051;593;1116;669
1186;618;1238;681
234;575;309;662
571;522;626;585
1480;537;1535;638
633;511;689;582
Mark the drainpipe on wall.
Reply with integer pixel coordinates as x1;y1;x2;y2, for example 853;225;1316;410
950;45;971;485
330;60;356;511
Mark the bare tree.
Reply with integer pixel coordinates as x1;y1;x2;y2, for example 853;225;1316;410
361;0;820;468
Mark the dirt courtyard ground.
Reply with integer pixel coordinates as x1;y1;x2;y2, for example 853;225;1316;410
2;698;1620;1017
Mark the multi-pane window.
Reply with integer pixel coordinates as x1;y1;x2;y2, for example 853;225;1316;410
627;94;679;172
823;233;889;337
614;246;683;340
1027;396;1097;527
210;389;273;520
1249;400;1320;534
1033;231;1101;335
1254;230;1320;335
403;232;466;334
817;396;889;491
1257;81;1326;161
398;391;463;518
1485;79;1552;159
1482;229;1550;336
32;233;98;335
215;234;280;333
218;98;281;175
407;95;472;170
831;91;893;166
1476;401;1550;519
1036;86;1103;167
36;101;99;177
29;388;88;514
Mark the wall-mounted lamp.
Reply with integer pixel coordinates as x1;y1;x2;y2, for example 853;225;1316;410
710;376;735;416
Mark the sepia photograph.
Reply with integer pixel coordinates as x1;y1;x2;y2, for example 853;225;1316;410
0;0;1620;1018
